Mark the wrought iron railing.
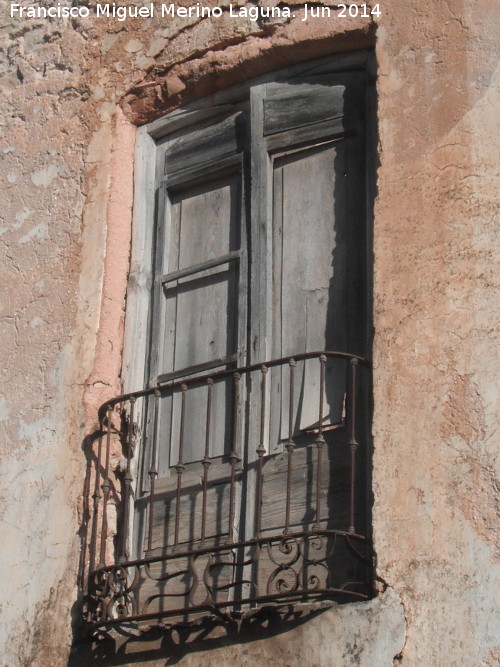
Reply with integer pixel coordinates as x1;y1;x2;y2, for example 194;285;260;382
82;351;372;634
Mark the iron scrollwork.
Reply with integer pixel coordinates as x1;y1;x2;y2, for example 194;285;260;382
86;530;371;633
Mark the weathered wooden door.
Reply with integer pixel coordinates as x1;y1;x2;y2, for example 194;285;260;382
131;68;369;614
136;107;249;561
249;77;367;421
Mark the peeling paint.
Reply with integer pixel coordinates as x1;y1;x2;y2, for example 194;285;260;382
30;163;63;187
18;222;48;244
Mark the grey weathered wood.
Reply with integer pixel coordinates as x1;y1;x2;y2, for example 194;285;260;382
260;441;351;534
122;127;157;395
161;249;240;285
265;119;349;154
154;184;179;399
241;84;273;547
269;166;283;455
286;53;368;79
134;548;236;619
123;127;160;558
157;354;237;384
144;53;368;133
168;376;234;464
165;112;244;176
171;174;239;270
156;123;246;472
164;152;242;190
171;265;237;374
263;84;347;136
129;57;370;569
249;84;273;365
271;141;346;438
148;104;237;140
147;465;242;548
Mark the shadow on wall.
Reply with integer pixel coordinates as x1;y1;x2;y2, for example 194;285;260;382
68;605;328;666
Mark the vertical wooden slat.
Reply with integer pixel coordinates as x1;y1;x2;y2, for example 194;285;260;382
273;142;346;435
269;162;283;454
250;84;272;365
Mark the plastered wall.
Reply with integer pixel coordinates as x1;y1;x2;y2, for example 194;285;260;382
0;1;498;665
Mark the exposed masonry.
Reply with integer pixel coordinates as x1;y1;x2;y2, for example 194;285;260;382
1;0;499;665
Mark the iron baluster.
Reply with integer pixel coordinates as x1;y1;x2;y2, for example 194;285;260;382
89;421;103;574
174;384;187;548
255;364;268;538
98;405;113;567
119;396;135;563
284;358;296;535
200;378;213;543
228;372;241;542
349;358;359;533
314;355;326;529
146;390;161;554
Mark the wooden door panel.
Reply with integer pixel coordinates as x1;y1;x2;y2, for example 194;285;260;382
259;437;351;535
165;111;244;175
147;467;238;550
155;171;242;471
168;377;234;466
171;266;238;370
174;175;240;269
263;82;347;136
271;141;351;444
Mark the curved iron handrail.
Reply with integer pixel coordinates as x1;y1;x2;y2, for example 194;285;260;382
97;350;369;420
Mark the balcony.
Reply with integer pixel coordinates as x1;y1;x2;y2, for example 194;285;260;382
82;351;372;635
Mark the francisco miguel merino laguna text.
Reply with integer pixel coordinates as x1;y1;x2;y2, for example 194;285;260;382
10;3;292;21
9;2;381;22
